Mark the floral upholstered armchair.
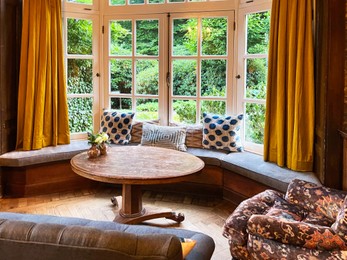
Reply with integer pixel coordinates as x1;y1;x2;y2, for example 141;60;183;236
223;179;347;260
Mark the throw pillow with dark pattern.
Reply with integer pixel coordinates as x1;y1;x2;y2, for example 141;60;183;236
100;111;135;145
202;113;243;152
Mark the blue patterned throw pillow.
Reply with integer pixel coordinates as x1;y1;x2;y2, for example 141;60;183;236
100;111;135;145
202;113;243;152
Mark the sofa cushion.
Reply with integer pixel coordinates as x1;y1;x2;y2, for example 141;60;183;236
100;111;135;145
141;123;187;151
202;113;243;152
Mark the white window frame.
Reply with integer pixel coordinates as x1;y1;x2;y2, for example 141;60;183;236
102;14;168;124
64;0;271;141
64;1;100;13
63;12;101;139
168;11;235;124
236;1;271;154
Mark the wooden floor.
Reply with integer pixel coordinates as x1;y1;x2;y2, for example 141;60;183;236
0;185;235;260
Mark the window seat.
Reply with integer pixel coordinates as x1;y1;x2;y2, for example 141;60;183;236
0;141;321;200
0;141;91;167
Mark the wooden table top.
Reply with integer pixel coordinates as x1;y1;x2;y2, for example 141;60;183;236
71;146;205;185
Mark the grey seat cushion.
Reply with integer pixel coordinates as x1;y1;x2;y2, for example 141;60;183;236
221;152;320;193
187;147;228;166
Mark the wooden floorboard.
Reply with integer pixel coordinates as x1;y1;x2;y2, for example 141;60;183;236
0;186;235;260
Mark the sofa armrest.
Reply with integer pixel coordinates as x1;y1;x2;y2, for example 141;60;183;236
248;215;347;251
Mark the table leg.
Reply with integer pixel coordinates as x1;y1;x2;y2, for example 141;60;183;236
113;184;185;224
120;184;144;217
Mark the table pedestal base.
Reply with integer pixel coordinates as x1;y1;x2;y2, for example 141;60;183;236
114;207;185;224
112;184;185;224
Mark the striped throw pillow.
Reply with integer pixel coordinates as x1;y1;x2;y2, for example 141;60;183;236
131;120;160;143
140;123;187;151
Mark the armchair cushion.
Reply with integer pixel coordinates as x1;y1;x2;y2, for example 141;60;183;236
285;179;347;222
248;215;347;251
265;197;306;222
248;235;347;260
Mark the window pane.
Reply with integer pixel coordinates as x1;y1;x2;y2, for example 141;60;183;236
136;59;158;95
67;59;93;94
247;11;270;54
246;58;267;99
110;59;132;94
130;0;144;4
172;59;197;96
67;18;92;55
202;17;227;55
110;20;132;56
136;20;159;56
67;0;92;4
110;97;132;111
149;0;164;3
173;18;197;56
201;100;226;117
201;59;226;97
169;0;185;2
68;97;93;133
172;100;197;124
110;0;125;5
245;103;265;144
136;99;158;120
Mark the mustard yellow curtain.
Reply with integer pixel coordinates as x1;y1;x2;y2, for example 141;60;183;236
264;0;315;171
16;0;70;150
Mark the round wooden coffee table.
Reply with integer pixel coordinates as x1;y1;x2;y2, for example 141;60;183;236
70;146;205;224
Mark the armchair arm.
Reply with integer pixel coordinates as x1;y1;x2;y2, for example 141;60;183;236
248;214;347;251
223;189;284;245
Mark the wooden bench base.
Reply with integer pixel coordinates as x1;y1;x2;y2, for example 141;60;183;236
1;160;97;197
1;158;271;207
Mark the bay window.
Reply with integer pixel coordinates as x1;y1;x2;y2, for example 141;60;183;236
63;0;271;153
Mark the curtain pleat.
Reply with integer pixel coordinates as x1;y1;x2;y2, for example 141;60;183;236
264;0;314;171
16;0;70;150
